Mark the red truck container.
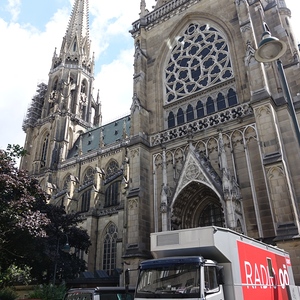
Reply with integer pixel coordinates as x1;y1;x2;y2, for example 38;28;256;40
133;226;300;300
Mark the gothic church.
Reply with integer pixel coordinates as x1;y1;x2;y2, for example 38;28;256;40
21;0;300;284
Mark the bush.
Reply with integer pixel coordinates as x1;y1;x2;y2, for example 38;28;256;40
28;284;67;300
0;287;18;300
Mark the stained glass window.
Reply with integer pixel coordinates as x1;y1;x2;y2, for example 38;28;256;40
165;23;233;103
186;104;195;122
168;111;176;128
228;88;238;106
199;203;224;227
81;189;91;212
103;224;118;275
106;161;119;177
177;108;185;125
105;181;119;207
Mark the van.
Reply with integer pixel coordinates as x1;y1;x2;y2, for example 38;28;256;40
64;286;135;300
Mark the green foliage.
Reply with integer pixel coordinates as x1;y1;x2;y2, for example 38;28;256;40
5;144;27;160
28;284;67;300
0;148;91;285
0;287;18;300
0;148;50;287
29;205;91;284
0;265;32;288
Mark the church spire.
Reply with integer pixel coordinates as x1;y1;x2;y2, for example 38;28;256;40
61;0;91;60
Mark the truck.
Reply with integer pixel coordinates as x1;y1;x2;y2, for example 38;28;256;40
130;226;300;300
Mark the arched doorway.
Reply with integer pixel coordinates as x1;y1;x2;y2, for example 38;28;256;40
171;181;225;230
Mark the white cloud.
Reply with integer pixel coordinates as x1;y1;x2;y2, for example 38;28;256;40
95;48;135;123
0;7;70;149
5;0;21;22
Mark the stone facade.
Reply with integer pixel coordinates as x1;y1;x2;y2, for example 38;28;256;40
21;0;300;285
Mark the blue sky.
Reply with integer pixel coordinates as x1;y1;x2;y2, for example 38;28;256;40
0;0;299;152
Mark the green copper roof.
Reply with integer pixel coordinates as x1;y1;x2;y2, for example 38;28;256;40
67;115;131;158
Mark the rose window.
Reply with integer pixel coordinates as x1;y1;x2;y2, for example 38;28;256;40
165;23;233;103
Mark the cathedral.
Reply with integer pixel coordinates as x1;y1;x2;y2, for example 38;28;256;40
20;0;300;285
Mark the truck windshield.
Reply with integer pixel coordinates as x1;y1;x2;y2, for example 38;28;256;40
136;264;200;298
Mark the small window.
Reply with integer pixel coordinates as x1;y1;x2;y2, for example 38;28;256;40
168;112;175;128
228;89;238;106
177;108;185;125
206;97;215;115
216;93;226;110
196;101;204;118
186;104;195;122
106;161;119;177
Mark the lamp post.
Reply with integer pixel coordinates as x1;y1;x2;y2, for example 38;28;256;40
255;22;300;147
52;234;71;285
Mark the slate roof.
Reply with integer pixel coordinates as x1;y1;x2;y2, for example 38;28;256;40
67;115;131;159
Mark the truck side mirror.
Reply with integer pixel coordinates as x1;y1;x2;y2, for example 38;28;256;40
217;266;224;285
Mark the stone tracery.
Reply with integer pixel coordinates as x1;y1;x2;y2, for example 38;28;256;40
165;23;234;103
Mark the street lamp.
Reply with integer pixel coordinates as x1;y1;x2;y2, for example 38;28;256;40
255;22;300;147
53;234;70;285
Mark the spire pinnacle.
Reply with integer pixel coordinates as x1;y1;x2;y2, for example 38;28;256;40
60;0;91;60
140;0;146;17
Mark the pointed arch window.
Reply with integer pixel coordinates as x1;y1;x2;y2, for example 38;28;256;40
63;174;71;190
73;40;77;52
199;203;224;227
168;112;175;128
186;104;194;122
216;93;226;110
206;97;215;115
196;101;204;118
177;108;185;125
81;189;91;212
41;134;49;168
228;88;238;106
105;181;120;207
83;168;94;185
103;223;118;276
106;160;119;178
53;79;58;91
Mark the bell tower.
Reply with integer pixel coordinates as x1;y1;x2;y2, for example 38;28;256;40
21;0;100;175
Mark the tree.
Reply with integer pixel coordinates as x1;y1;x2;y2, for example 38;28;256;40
0;146;50;286
0;145;91;286
28;205;91;284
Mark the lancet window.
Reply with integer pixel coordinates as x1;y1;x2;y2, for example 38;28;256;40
166;89;238;128
105;181;120;207
81;189;91;212
41;134;49;168
103;223;118;275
